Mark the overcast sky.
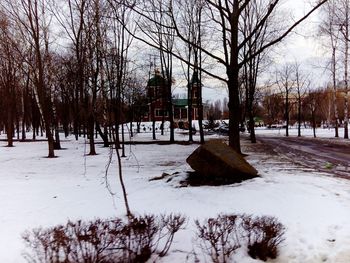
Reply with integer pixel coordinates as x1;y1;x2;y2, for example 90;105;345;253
270;0;330;83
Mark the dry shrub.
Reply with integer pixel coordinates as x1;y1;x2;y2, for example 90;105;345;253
241;215;285;261
195;215;241;263
195;214;285;262
22;214;186;263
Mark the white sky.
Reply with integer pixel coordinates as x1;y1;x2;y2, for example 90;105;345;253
269;0;329;84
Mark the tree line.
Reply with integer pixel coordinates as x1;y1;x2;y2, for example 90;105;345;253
261;80;348;139
0;0;329;157
205;71;348;140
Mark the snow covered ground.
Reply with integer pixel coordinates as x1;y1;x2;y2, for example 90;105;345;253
255;125;347;139
1;128;350;262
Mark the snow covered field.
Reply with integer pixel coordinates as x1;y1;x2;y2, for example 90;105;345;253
1;128;350;262
255;126;347;138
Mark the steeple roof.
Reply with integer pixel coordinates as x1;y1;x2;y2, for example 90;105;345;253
147;69;166;87
190;70;201;86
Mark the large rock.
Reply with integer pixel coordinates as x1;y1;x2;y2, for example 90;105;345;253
186;140;258;184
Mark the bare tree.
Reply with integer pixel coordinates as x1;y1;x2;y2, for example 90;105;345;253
177;0;205;143
84;0;110;155
305;89;325;138
276;64;295;137
320;0;341;137
52;0;113;154
106;0;135;217
49;0;90;142
178;0;195;142
337;0;350;139
294;62;309;137
240;0;278;143
106;0;136;156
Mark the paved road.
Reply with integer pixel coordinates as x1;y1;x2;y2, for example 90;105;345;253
258;135;350;178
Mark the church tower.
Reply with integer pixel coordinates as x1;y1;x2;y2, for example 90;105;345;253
147;69;168;121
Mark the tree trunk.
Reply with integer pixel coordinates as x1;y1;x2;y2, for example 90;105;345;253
197;77;205;144
247;76;256;143
312;111;316;138
345;92;349;139
112;132;132;218
187;49;193;142
6;114;14;147
88;114;96;155
45;122;55;158
21;119;26;141
63;122;69;138
227;4;241;154
54;129;62;150
331;47;339;138
298;93;301;137
167;85;175;143
137;121;141;133
130;121;133;138
21;88;26;141
116;146;132;217
121;123;126;157
198;29;204;144
188;88;193;142
228;73;241;154
96;121;109;147
344;6;349;139
151;100;156;140
161;113;165;136
248;111;256;143
285;91;289;137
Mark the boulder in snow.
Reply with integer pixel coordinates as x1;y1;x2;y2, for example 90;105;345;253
186;140;258;185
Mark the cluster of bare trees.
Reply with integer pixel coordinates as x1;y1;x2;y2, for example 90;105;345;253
262;76;347;138
127;0;327;152
273;63;311;137
0;7;47;148
0;0;148;160
0;0;329;156
320;0;350;139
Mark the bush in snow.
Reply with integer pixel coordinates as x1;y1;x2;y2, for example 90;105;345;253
195;214;285;262
22;213;186;263
241;215;285;261
195;214;242;263
22;218;121;263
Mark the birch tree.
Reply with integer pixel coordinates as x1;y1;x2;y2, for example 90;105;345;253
320;0;341;137
338;0;350;139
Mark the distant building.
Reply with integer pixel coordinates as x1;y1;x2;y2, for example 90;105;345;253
188;70;201;120
144;69;207;122
172;98;188;121
146;69;169;121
